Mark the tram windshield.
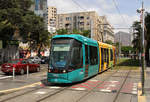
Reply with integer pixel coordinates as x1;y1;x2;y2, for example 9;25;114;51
49;38;83;70
50;39;73;69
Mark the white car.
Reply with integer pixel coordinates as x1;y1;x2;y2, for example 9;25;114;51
28;56;41;64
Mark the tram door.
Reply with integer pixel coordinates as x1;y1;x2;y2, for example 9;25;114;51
103;49;107;70
85;45;89;78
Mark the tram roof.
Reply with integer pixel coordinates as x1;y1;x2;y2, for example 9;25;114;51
97;41;113;49
53;34;98;46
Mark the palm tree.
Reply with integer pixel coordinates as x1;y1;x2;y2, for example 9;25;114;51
132;21;142;59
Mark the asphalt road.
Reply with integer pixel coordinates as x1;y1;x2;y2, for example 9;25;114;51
0;67;140;102
0;64;48;91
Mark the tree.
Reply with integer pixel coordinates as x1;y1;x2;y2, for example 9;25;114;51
81;30;90;37
121;46;133;57
0;0;50;57
132;21;142;55
23;15;50;57
132;12;150;63
105;40;113;45
56;29;68;35
72;29;80;34
145;12;150;64
0;0;33;43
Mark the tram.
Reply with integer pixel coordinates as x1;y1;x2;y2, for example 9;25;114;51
47;34;116;83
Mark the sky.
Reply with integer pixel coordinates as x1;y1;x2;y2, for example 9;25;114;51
48;0;150;33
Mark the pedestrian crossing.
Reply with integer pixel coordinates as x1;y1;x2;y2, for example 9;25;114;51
40;80;138;95
0;74;13;80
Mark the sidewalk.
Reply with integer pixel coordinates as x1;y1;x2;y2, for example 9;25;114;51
145;67;150;102
0;64;47;95
138;67;150;102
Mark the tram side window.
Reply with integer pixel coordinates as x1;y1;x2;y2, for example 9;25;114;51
85;45;89;64
71;40;83;68
104;49;107;62
107;49;109;63
101;48;104;64
110;49;113;61
89;46;98;65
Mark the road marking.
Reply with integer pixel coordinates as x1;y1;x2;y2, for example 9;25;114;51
132;91;137;95
0;76;12;80
109;81;119;83
138;83;146;102
100;89;112;92
35;91;46;94
49;86;61;89
89;79;98;82
108;84;116;87
132;88;137;91
74;88;86;91
0;82;41;94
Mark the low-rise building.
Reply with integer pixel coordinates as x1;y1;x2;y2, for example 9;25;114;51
101;16;114;43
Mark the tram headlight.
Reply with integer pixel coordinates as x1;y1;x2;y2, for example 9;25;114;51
48;66;52;73
63;70;66;73
48;69;51;73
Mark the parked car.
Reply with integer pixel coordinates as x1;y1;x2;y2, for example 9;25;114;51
1;59;40;75
41;56;49;64
28;56;41;64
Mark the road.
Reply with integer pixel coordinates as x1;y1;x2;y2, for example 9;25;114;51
0;66;140;102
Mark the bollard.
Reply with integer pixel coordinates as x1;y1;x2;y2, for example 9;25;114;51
27;65;29;78
13;67;15;80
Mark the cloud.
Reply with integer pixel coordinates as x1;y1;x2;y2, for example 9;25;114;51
97;0;114;11
107;14;139;33
47;0;114;14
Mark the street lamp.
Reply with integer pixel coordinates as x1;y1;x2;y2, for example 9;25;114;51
137;1;145;95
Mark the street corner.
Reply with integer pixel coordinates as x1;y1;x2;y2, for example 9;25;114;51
138;83;146;102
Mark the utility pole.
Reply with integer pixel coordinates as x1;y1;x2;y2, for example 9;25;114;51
119;33;121;62
141;1;146;95
137;1;145;95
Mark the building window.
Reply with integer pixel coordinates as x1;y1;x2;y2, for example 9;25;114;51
80;16;84;20
87;22;90;25
66;17;71;21
80;28;84;31
80;22;84;25
65;23;71;28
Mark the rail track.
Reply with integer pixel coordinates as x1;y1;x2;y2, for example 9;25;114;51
0;69;133;102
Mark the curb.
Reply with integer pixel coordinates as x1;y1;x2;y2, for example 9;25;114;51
138;83;146;102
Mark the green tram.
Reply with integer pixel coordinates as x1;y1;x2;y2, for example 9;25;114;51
47;34;116;83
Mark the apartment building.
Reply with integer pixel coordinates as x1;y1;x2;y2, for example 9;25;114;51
56;11;104;41
47;6;57;33
101;16;115;43
30;0;48;29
